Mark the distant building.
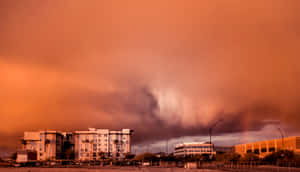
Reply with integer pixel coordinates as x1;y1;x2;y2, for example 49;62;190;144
235;136;300;158
74;128;133;160
22;131;64;160
174;142;216;156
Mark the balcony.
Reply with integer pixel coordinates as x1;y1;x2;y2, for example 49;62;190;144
82;139;89;143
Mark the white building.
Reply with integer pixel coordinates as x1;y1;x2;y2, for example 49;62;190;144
22;131;64;160
74;128;133;161
174;142;216;157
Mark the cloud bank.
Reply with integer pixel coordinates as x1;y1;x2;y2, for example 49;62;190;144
0;0;300;149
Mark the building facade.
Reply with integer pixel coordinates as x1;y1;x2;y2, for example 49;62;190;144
22;131;64;160
174;142;216;156
74;128;133;161
235;136;300;158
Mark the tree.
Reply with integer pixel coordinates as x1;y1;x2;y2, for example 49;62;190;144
64;149;75;160
10;152;17;160
124;153;135;160
98;151;106;160
223;153;241;162
62;140;74;160
242;153;259;162
134;153;158;162
264;150;294;163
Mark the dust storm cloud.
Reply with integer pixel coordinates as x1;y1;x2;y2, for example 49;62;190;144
1;0;300;149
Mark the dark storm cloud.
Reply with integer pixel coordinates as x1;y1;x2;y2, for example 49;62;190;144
1;0;300;150
71;86;280;144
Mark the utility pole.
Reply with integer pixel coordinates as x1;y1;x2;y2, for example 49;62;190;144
208;118;223;159
278;127;284;150
166;139;168;154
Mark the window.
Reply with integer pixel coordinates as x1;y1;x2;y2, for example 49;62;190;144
269;147;275;152
85;144;88;152
247;149;252;153
254;149;259;154
261;148;267;152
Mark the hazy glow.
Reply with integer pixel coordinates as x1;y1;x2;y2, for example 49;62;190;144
0;1;300;152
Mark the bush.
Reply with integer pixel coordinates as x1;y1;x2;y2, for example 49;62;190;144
124;153;135;160
134;153;158;162
264;150;294;163
223;153;241;162
242;153;259;162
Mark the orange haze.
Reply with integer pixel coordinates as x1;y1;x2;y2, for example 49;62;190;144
0;0;300;149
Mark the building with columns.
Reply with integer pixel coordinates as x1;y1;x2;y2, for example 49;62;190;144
234;136;300;158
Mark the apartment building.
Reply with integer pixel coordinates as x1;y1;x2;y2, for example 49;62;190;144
235;136;300;158
174;142;216;156
22;131;64;160
74;128;133;161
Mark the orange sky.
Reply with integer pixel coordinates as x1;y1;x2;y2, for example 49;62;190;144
1;0;300;150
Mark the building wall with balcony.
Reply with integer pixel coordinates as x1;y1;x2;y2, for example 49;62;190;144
74;128;133;161
22;131;64;160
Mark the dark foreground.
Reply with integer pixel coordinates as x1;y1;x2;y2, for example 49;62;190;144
1;166;300;172
0;167;221;172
